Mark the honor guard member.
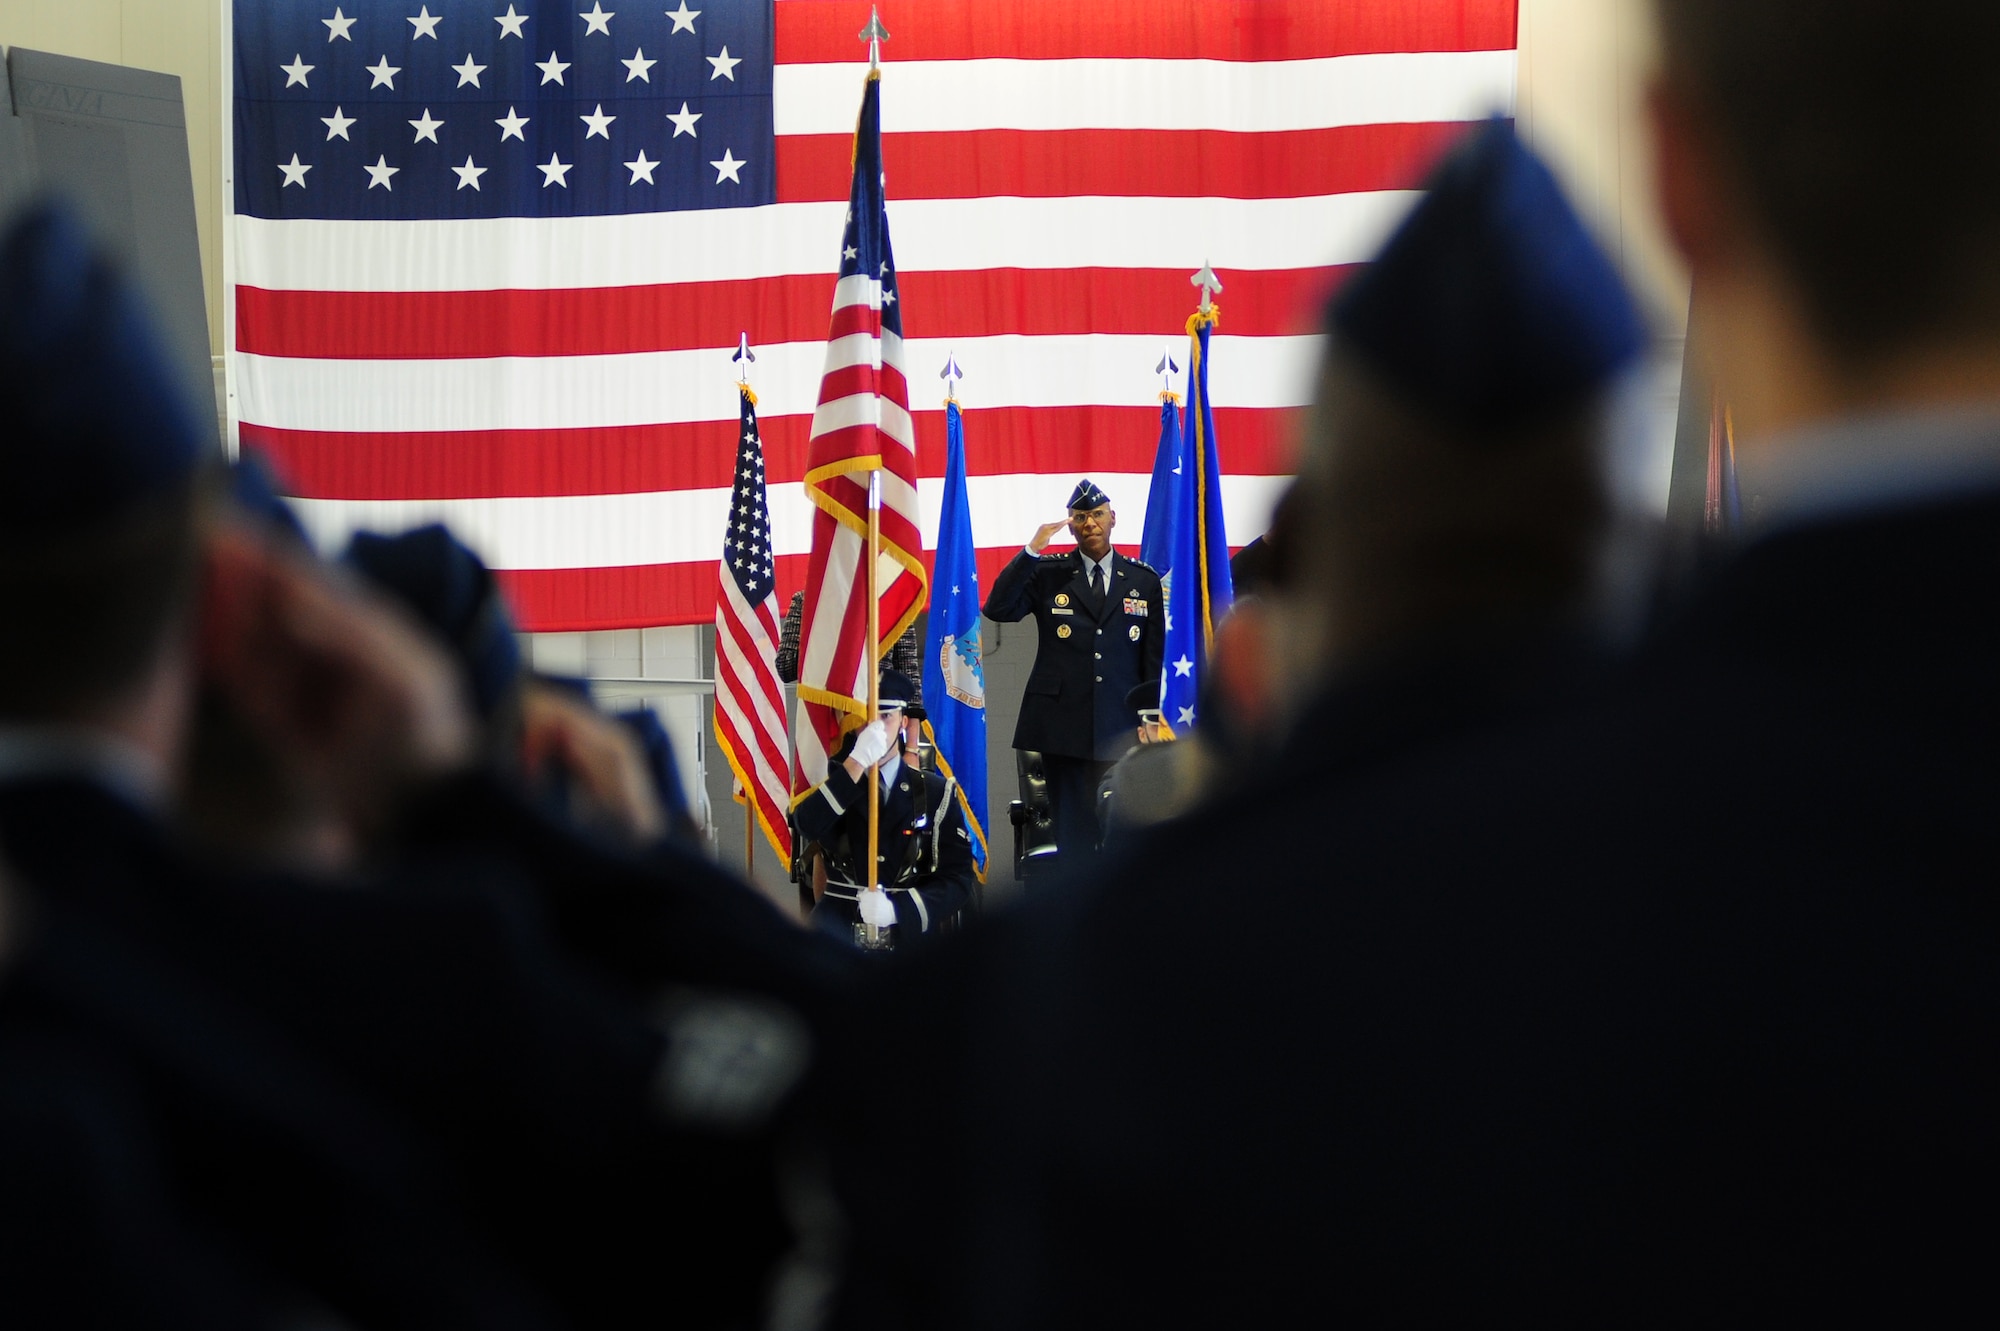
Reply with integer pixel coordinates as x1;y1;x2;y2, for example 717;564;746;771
795;670;977;949
983;479;1166;866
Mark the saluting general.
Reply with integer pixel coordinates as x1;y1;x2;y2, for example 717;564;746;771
983;479;1165;865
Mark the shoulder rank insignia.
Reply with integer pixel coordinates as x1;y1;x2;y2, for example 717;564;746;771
1123;555;1158;576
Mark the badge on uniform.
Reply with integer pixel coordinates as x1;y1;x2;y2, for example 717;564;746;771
1057;624;1072;638
1129;624;1142;641
1123;597;1149;617
1055;593;1070;607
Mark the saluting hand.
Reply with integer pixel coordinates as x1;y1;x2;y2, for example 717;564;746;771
1028;519;1069;553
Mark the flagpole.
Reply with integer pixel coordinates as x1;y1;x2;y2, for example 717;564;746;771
864;468;883;945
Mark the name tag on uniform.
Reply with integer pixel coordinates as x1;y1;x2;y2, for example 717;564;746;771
1123;597;1149;617
1050;606;1075;615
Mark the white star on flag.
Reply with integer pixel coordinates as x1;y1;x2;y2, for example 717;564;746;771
666;2;700;34
623;48;656;81
580;104;616;138
366;56;399;89
408;6;442;39
624;149;658;184
843;245;857;259
363;155;399;190
408;109;443;144
495;107;529;141
320;106;355;140
278;154;311;187
666;102;700;137
537;51;570;84
707;46;740;80
495;5;528;39
1173;655;1193;677
323;8;355;42
710;148;743;183
452;55;486;88
538;152;573;187
281;54;314;87
580;3;614;36
1177;706;1196;726
452;156;487;191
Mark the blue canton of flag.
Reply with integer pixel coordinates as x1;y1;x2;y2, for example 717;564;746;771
1138;392;1183;573
1160;312;1234;732
234;0;775;219
920;399;989;873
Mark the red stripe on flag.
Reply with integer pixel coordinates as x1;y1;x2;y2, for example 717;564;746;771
243;405;1297;502
234;265;1348;360
775;0;1519;63
775;122;1472;205
491;544;1259;633
499;556;807;633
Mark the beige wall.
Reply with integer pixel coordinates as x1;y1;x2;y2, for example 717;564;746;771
0;1;1690;358
1518;0;1688;333
0;0;223;357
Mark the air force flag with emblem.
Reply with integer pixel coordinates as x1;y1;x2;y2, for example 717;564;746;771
922;397;990;871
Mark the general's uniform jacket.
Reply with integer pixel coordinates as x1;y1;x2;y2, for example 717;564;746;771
983;548;1166;761
795;760;978;937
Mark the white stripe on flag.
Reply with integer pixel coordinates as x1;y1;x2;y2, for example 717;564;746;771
236;333;1325;433
287;472;1292;572
773;50;1517;135
230;192;1418;291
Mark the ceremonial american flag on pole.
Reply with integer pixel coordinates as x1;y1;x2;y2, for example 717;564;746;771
792;64;922;793
226;1;1517;630
713;379;793;867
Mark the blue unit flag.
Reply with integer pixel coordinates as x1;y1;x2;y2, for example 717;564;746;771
921;399;990;872
1160;311;1234;732
1139;393;1183;573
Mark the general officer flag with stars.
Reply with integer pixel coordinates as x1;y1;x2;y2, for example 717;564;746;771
1139;390;1183;574
921;396;989;874
1160;309;1234;732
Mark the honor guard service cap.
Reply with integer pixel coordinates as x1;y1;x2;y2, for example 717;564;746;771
344;524;524;721
1068;478;1111;511
1329;119;1644;431
0;200;206;534
877;668;918;711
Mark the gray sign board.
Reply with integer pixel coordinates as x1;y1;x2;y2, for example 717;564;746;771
3;46;217;453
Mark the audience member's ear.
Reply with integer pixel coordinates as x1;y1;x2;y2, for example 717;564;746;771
1648;80;1729;270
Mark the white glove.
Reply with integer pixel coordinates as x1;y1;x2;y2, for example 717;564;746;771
856;888;898;929
847;718;895;771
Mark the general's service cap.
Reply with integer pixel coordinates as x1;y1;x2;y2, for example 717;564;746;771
1068;478;1111;511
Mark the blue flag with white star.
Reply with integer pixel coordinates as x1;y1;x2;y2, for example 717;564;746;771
1139;393;1183;572
921;400;989;872
1160;313;1233;732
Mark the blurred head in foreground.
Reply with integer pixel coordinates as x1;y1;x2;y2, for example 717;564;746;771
0;200;478;861
0;201;210;728
1280;119;1645;691
1650;0;2000;441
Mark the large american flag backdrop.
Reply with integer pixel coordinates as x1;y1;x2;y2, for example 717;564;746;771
227;0;1519;631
